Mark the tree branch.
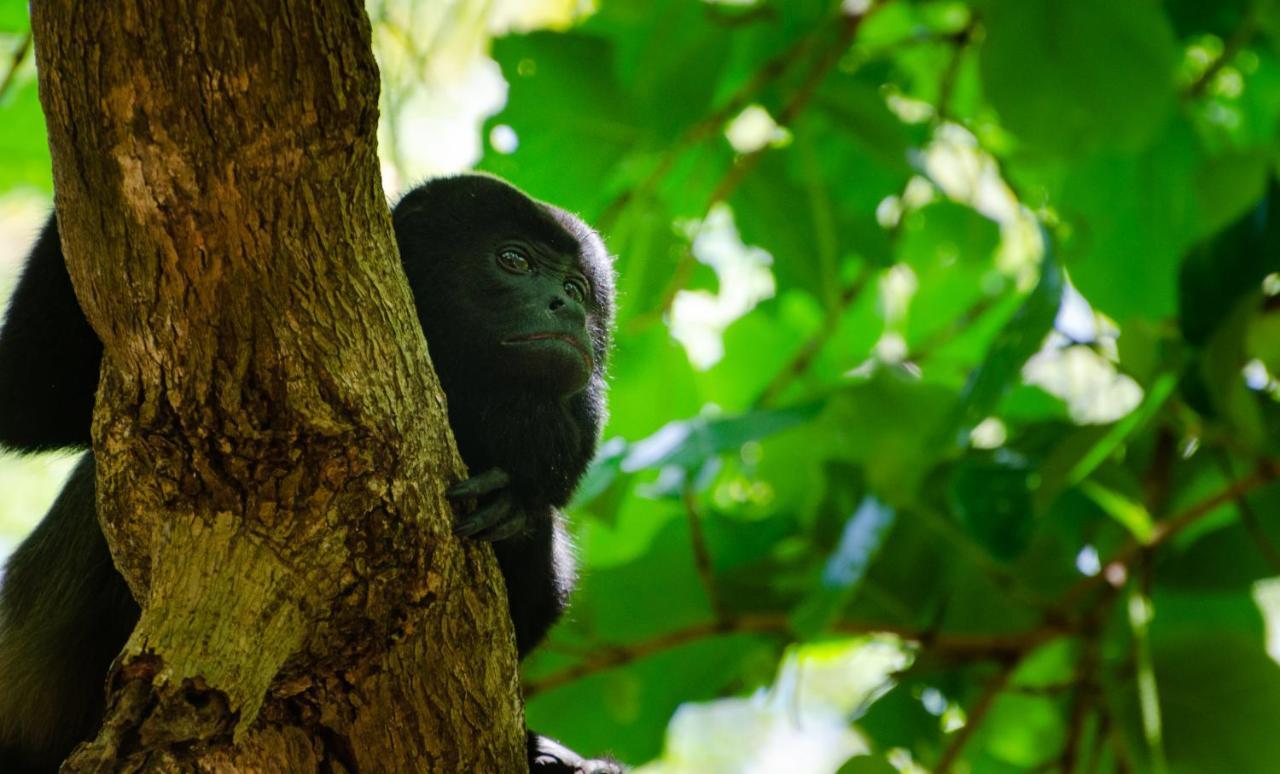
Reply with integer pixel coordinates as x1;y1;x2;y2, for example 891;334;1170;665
524;613;1061;698
1059;460;1280;612
1218;452;1280;572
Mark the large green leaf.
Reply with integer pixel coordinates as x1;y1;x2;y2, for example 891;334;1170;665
980;0;1178;156
1180;180;1280;346
480;31;640;216
0;78;52;192
1052;118;1204;319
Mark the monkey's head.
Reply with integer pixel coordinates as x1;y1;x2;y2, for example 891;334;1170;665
392;174;615;398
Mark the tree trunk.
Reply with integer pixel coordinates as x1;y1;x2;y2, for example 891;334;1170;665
29;1;525;769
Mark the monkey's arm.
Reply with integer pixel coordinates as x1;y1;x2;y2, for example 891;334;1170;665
0;216;102;452
0;454;139;771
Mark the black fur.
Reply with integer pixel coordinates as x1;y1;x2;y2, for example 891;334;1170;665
0;175;621;772
0;218;100;452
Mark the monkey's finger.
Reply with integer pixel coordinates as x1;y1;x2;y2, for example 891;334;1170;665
452;495;515;538
446;467;512;500
474;514;527;543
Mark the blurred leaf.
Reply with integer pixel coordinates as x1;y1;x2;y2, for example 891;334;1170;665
611;197;685;324
480;31;639;216
792;497;896;638
622;402;822;473
0;78;52;192
1247;305;1280;374
1194;151;1269;236
836;755;897;774
1079;480;1156;543
1199;297;1268;449
1180;180;1280;346
1151;633;1280;773
896;201;1000;268
980;0;1177;155
858;680;943;753
1053;118;1203;320
949;246;1063;442
732;151;842;304
606;328;701;441
973;693;1066;768
0;0;26;32
586;0;732;142
572;437;628;510
947;457;1034;559
824;367;959;500
1064;371;1177;487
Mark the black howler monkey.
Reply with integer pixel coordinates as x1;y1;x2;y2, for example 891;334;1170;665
0;175;622;773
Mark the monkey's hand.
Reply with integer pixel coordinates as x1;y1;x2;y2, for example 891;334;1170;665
529;733;626;774
447;467;531;542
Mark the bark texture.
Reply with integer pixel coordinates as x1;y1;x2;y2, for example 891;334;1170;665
29;0;525;769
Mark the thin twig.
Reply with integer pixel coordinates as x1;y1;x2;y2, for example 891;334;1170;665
633;3;886;327
935;660;1017;773
753;265;875;408
1217;452;1280;572
1058;625;1103;773
1142;427;1177;519
1057;460;1280;612
596;17;822;232
1185;2;1263;100
934;21;975;123
682;484;725;620
0;33;32;104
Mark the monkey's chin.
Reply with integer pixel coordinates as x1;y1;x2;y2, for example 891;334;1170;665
501;337;593;395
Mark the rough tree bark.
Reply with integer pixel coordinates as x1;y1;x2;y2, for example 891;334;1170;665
29;0;526;770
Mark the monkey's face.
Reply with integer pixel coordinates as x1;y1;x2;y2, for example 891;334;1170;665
482;239;596;395
423;236;600;397
392;174;615;400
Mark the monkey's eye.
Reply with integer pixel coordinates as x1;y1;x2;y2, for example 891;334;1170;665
497;248;532;274
564;278;588;303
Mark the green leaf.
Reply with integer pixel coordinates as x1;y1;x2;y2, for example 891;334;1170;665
823;367;959;500
836;755;898;774
947;457;1035;559
1078;480;1156;543
1180;180;1280;346
610;197;685;325
792;497;897;638
980;0;1178;155
1152;633;1280;773
0;78;52;193
1064;371;1177;486
480;31;639;216
1054;118;1203;319
584;0;731;143
622;402;823;473
974;693;1066;768
949;245;1063;443
896;201;1000;268
0;0;27;32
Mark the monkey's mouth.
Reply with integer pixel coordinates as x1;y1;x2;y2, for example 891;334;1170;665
504;333;592;368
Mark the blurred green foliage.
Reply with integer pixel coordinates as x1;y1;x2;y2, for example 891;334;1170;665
477;0;1280;770
6;0;1280;770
